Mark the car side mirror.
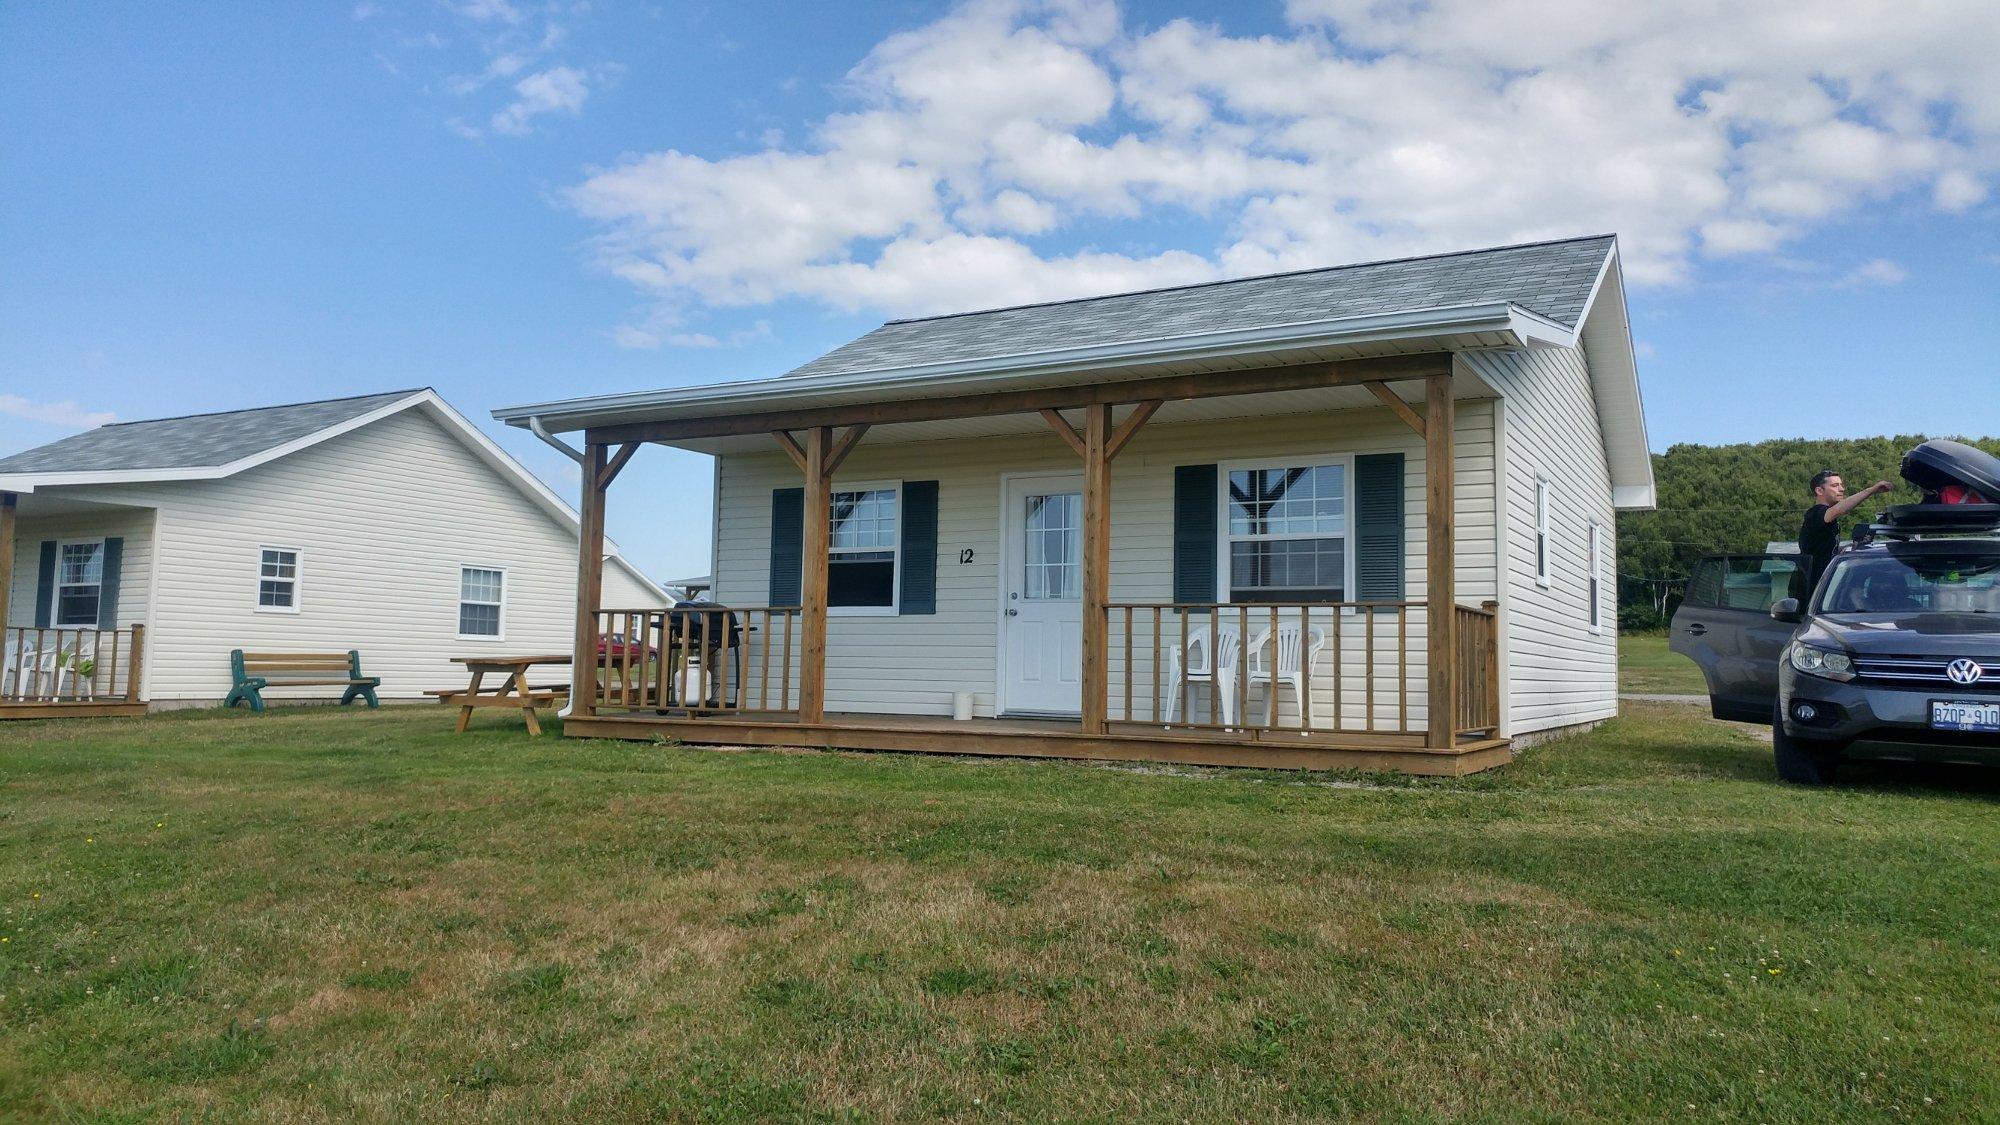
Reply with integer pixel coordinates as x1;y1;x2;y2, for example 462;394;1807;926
1769;598;1802;623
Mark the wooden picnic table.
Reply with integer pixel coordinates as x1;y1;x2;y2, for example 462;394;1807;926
446;654;571;736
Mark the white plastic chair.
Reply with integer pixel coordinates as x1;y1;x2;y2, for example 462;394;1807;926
54;635;99;701
4;645;59;701
1245;624;1327;728
1164;624;1243;726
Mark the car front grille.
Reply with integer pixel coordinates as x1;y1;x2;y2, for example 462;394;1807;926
1851;655;2000;691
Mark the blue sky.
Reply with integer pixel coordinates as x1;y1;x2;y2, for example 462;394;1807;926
3;0;1996;581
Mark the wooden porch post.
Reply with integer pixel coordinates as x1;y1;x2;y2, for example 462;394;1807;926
1081;404;1112;734
0;491;15;644
572;444;608;720
1425;373;1457;750
798;426;832;724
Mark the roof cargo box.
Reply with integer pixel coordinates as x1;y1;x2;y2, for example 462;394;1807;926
1901;439;2000;504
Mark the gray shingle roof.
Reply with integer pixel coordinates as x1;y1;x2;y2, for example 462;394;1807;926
0;390;424;475
785;235;1615;380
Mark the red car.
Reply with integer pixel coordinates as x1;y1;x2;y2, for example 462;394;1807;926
596;632;658;660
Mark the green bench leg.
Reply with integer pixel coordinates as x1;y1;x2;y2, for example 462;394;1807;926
341;684;380;708
225;684;266;712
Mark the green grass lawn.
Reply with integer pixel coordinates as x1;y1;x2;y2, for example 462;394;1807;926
4;706;1997;1120
1620;631;1709;695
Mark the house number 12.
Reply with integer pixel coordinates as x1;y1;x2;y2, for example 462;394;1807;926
960;549;975;564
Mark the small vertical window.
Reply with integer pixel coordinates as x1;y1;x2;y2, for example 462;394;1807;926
1535;479;1553;587
56;540;105;625
1588;521;1603;630
459;567;505;638
257;547;300;612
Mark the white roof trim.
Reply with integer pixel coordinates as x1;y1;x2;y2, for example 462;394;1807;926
0;390;665;597
495;300;1545;433
1570;244;1657;511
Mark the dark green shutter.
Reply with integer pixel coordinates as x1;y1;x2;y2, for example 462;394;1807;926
97;537;123;628
899;480;938;615
768;488;803;606
1354;453;1404;600
1173;465;1218;604
33;541;56;627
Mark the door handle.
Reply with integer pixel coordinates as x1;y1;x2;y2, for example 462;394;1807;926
1686;623;1707;636
1007;608;1019;617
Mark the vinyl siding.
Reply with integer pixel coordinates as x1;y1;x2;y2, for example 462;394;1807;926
1463;346;1619;734
26;408;663;701
6;507;157;630
714;401;1499;722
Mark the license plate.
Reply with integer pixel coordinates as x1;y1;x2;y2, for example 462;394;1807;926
1931;700;2000;732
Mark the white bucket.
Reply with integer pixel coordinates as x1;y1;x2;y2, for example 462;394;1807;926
951;691;975;721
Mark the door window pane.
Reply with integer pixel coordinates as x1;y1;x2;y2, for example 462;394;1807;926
1022;492;1079;600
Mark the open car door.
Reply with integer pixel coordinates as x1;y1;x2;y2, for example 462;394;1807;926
1670;553;1805;723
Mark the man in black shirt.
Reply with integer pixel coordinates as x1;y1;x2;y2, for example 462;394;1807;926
1799;470;1893;597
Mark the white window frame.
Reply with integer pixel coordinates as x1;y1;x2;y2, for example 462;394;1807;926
1535;478;1553;588
1215;454;1358;606
254;545;303;615
457;564;508;642
53;537;107;627
1588;519;1603;632
827;479;902;617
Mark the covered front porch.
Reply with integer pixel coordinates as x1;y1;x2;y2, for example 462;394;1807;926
0;491;150;719
550;350;1509;773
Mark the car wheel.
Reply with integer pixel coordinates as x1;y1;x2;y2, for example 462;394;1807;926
1772;703;1839;785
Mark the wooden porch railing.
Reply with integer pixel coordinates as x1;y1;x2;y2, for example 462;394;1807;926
1105;601;1501;741
2;625;145;704
1453;601;1501;738
592;607;800;716
1106;601;1426;736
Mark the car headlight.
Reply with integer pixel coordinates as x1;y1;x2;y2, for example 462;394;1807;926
1788;643;1855;682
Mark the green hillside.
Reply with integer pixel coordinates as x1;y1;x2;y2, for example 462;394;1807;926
1616;435;2000;626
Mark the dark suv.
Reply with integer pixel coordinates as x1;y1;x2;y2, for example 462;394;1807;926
1673;509;2000;783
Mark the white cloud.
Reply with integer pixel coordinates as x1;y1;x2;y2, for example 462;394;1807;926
609;318;774;351
570;0;2000;323
0;395;115;430
489;65;591;135
455;0;522;24
1842;258;1909;287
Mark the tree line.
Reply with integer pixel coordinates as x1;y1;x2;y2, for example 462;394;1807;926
1615;434;2000;628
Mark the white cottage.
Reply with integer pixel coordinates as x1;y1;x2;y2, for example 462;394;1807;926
0;389;664;713
496;235;1655;774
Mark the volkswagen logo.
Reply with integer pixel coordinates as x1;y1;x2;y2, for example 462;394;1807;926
1947;658;1985;685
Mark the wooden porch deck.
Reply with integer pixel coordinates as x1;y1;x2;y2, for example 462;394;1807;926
0;700;149;721
564;710;1513;776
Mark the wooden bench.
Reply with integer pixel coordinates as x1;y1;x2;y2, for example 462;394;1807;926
225;650;380;712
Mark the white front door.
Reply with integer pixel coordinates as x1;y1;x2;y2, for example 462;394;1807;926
999;475;1083;716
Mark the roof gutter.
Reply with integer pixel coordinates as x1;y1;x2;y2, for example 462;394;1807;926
527;415;585;463
494;301;1548;434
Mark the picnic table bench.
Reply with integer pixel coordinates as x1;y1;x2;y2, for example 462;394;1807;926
225;650;380;712
444;654;570;735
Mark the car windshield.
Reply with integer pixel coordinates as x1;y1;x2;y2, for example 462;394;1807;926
1818;552;2000;613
